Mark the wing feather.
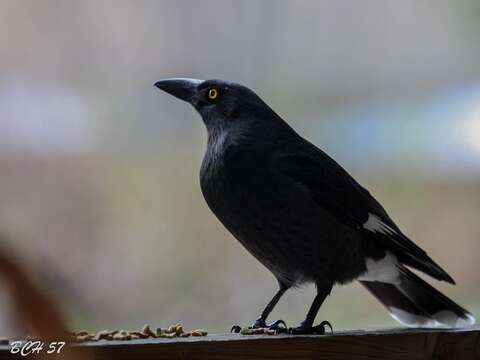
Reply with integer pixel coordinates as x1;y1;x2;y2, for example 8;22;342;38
273;147;454;284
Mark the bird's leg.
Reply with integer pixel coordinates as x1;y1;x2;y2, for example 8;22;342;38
251;284;288;331
231;283;288;333
289;283;333;335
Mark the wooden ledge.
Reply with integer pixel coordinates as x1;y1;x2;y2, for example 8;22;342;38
1;327;479;359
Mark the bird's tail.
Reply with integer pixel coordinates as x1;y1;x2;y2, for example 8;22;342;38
360;266;475;328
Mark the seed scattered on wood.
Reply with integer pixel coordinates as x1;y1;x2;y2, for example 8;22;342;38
160;332;177;338
238;327;278;335
142;324;156;338
112;333;125;340
130;331;148;339
167;325;176;334
175;325;183;336
77;334;94;342
191;329;208;336
94;330;110;341
240;328;254;335
67;323;208;342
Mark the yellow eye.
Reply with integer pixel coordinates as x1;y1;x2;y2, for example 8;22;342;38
208;88;219;100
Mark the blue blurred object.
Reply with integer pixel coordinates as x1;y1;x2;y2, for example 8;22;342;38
316;85;480;178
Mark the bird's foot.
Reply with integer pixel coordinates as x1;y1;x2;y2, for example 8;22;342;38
261;319;288;334
231;319;288;334
289;320;333;335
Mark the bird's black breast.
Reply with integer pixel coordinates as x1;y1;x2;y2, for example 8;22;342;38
199;134;365;286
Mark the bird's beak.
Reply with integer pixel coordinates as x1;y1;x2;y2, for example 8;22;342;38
154;78;204;103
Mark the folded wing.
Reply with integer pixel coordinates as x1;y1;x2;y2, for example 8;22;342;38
273;145;454;284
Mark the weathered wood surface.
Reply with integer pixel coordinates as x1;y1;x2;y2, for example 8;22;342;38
0;327;479;359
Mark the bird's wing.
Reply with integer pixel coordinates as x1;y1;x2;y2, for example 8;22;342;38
273;146;454;283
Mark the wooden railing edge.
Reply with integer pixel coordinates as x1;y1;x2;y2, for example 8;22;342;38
0;326;478;359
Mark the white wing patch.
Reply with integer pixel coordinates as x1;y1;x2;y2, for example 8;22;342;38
363;213;397;235
358;252;400;284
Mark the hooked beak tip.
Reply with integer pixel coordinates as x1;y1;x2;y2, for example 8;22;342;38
153;80;171;89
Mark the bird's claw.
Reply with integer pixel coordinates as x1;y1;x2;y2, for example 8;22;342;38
321;320;333;333
230;325;242;333
266;319;288;334
289;320;333;335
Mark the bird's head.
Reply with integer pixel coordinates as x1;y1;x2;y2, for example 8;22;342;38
154;78;279;132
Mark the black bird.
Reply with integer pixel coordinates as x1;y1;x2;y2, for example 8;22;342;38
154;78;475;334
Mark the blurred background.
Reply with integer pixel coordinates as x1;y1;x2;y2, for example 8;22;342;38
0;0;479;336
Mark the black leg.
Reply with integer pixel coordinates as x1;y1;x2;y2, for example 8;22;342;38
231;282;289;333
253;283;288;327
290;283;333;335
